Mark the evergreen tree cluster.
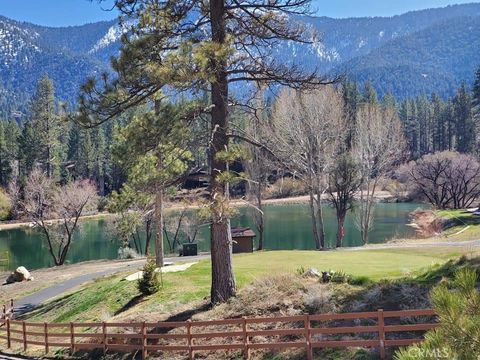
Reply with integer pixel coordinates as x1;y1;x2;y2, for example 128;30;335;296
343;67;480;160
1;68;480;205
0;75;123;195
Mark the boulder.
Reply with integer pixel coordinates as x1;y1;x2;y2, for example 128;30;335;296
5;266;33;284
302;268;321;278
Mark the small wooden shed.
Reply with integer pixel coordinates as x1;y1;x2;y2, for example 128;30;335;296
231;227;256;254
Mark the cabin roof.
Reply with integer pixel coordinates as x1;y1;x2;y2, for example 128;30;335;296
231;227;256;238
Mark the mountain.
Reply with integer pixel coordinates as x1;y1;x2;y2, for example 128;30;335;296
0;17;118;118
333;16;480;98
289;3;480;72
1;3;480;118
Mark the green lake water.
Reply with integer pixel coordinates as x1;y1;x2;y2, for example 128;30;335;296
0;202;422;271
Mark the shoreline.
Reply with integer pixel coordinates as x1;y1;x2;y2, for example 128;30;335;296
0;190;402;231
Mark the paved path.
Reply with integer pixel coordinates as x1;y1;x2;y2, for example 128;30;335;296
0;354;36;360
13;255;209;316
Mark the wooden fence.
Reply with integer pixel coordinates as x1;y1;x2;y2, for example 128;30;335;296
1;299;13;321
0;300;437;360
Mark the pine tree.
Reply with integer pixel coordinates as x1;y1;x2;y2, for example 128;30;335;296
362;81;378;105
92;127;108;196
381;93;396;109
473;66;480;113
444;100;455;151
67;122;81;176
4;120;20;182
77;129;96;179
342;80;360;149
18;121;39;182
416;96;433;155
113;100;194;268
77;0;329;304
0;122;11;186
30;75;63;178
473;67;480;146
431;93;445;152
453;82;475;153
399;99;420;159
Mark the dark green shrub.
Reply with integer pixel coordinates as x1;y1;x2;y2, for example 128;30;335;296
137;257;161;295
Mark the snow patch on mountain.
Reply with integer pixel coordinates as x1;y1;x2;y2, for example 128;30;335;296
89;24;125;54
0;19;40;66
312;41;340;62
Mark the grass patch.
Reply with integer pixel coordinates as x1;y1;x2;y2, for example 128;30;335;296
435;209;474;219
23;247;468;323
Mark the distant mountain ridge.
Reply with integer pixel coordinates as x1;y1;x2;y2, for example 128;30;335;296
1;3;480;118
333;15;480;98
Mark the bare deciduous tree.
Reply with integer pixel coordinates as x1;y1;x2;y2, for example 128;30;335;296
353;104;406;244
410;151;480;209
269;86;346;249
20;170;98;265
328;153;362;248
243;93;270;251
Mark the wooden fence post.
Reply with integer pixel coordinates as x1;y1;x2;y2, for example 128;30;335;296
22;321;27;352
142;321;147;360
187;319;193;360
6;318;10;348
70;322;75;355
44;322;49;353
242;317;250;360
305;315;312;360
2;304;5;319
378;309;385;360
102;321;107;355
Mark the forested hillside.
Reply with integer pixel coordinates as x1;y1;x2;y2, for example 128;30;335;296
335;16;480;98
1;3;480;118
0;16;112;117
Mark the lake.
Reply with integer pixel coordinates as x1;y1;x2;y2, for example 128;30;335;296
0;202;422;271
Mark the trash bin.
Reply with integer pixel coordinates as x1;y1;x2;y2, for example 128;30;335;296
182;243;198;256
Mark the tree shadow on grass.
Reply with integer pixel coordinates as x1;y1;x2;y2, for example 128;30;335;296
114;294;144;316
150;301;212;334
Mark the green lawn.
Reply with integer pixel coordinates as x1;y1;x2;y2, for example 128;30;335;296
434;209;480;239
24;248;464;323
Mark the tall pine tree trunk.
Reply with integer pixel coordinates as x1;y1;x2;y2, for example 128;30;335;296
154;156;164;267
154;187;164;266
209;0;236;304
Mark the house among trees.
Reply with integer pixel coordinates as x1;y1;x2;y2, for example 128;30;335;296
231;227;256;254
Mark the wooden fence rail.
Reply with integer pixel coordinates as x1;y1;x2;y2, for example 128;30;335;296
0;300;438;360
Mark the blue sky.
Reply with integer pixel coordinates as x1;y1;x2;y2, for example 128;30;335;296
0;0;477;27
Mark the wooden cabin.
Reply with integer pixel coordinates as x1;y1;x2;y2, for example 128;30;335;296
231;227;256;253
